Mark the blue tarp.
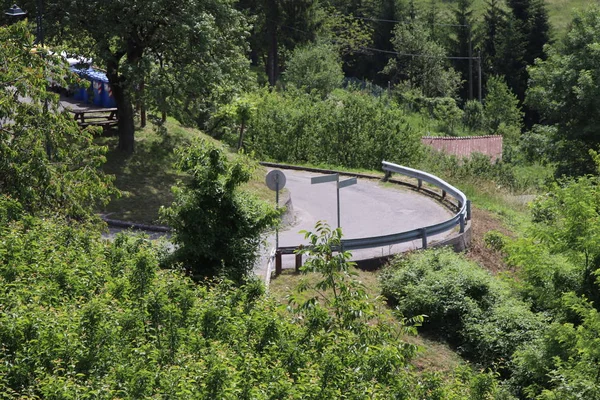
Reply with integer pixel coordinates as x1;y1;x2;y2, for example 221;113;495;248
70;67;108;83
70;67;114;107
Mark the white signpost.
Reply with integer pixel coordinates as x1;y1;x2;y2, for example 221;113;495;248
265;170;287;248
310;173;357;228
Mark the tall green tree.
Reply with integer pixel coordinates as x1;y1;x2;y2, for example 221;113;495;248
498;0;550;105
484;76;523;140
283;42;344;98
238;0;320;86
43;0;249;153
527;7;600;176
0;22;114;220
450;0;475;101
479;0;507;91
385;21;461;98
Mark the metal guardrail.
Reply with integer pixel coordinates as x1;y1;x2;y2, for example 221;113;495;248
275;161;471;256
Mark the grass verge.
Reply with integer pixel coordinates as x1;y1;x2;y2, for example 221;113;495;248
96;118;272;224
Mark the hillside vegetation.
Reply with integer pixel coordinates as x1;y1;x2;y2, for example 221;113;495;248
4;0;600;398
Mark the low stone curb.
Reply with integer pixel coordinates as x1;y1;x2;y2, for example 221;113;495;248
102;217;171;233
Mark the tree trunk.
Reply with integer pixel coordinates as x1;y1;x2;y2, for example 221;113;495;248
266;28;278;86
237;120;245;150
266;0;279;86
106;59;135;153
117;94;135;153
140;78;146;128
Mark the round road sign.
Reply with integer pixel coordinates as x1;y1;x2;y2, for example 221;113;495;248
265;169;286;191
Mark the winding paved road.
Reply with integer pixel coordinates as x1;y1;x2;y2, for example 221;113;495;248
258;169;454;275
102;167;455;277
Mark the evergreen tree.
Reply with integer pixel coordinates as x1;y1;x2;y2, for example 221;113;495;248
386;21;461;98
480;0;507;93
495;14;527;103
525;0;551;66
334;0;399;84
451;0;475;101
370;0;399;84
503;0;551;103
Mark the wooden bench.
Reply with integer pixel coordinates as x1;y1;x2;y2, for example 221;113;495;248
68;108;118;131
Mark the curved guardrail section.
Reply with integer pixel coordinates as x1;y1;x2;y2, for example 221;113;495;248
277;161;471;255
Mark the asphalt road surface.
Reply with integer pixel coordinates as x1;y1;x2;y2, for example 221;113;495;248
258;169;454;276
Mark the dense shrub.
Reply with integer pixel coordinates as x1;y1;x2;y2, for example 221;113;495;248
160;140;279;283
239;88;423;170
379;248;546;368
0;217;504;399
283;42;344;98
416;150;522;192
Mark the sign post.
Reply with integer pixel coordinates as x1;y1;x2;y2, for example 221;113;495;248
265;170;287;248
311;174;357;229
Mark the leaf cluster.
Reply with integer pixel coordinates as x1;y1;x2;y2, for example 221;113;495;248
379;248;546;371
223;87;423;170
0;23;116;221
0;214;502;399
160;140;279;283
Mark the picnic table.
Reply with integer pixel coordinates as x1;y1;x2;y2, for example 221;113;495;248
68;107;118;127
67;107;118;134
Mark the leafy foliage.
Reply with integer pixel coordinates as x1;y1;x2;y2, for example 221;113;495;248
527;6;600;176
283;42;344;98
237;88;423;170
526;173;600;304
490;166;600;397
379;248;545;369
484;76;523;140
510;293;600;399
45;0;250;152
0;23;115;221
0;214;504;398
385;21;461;98
160;140;278;283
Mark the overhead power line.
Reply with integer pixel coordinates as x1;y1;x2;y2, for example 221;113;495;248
352;15;469;28
360;46;479;61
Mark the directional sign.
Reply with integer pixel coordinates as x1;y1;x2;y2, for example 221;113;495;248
311;174;338;184
338;177;357;189
310;173;358;229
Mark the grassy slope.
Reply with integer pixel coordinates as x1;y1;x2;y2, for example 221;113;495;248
97;119;272;224
269;267;467;373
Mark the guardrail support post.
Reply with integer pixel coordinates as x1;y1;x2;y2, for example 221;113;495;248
275;251;282;276
418;179;422;190
383;170;391;181
442;190;446;199
421;228;428;249
295;253;302;272
466;200;472;221
459;214;465;233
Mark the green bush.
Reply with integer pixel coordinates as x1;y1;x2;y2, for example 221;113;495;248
379;248;545;368
463;100;486;131
243;87;423;170
283;42;344;98
160;140;279;283
0;215;505;399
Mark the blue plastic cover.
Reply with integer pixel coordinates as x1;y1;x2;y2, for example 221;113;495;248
69;67;109;83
